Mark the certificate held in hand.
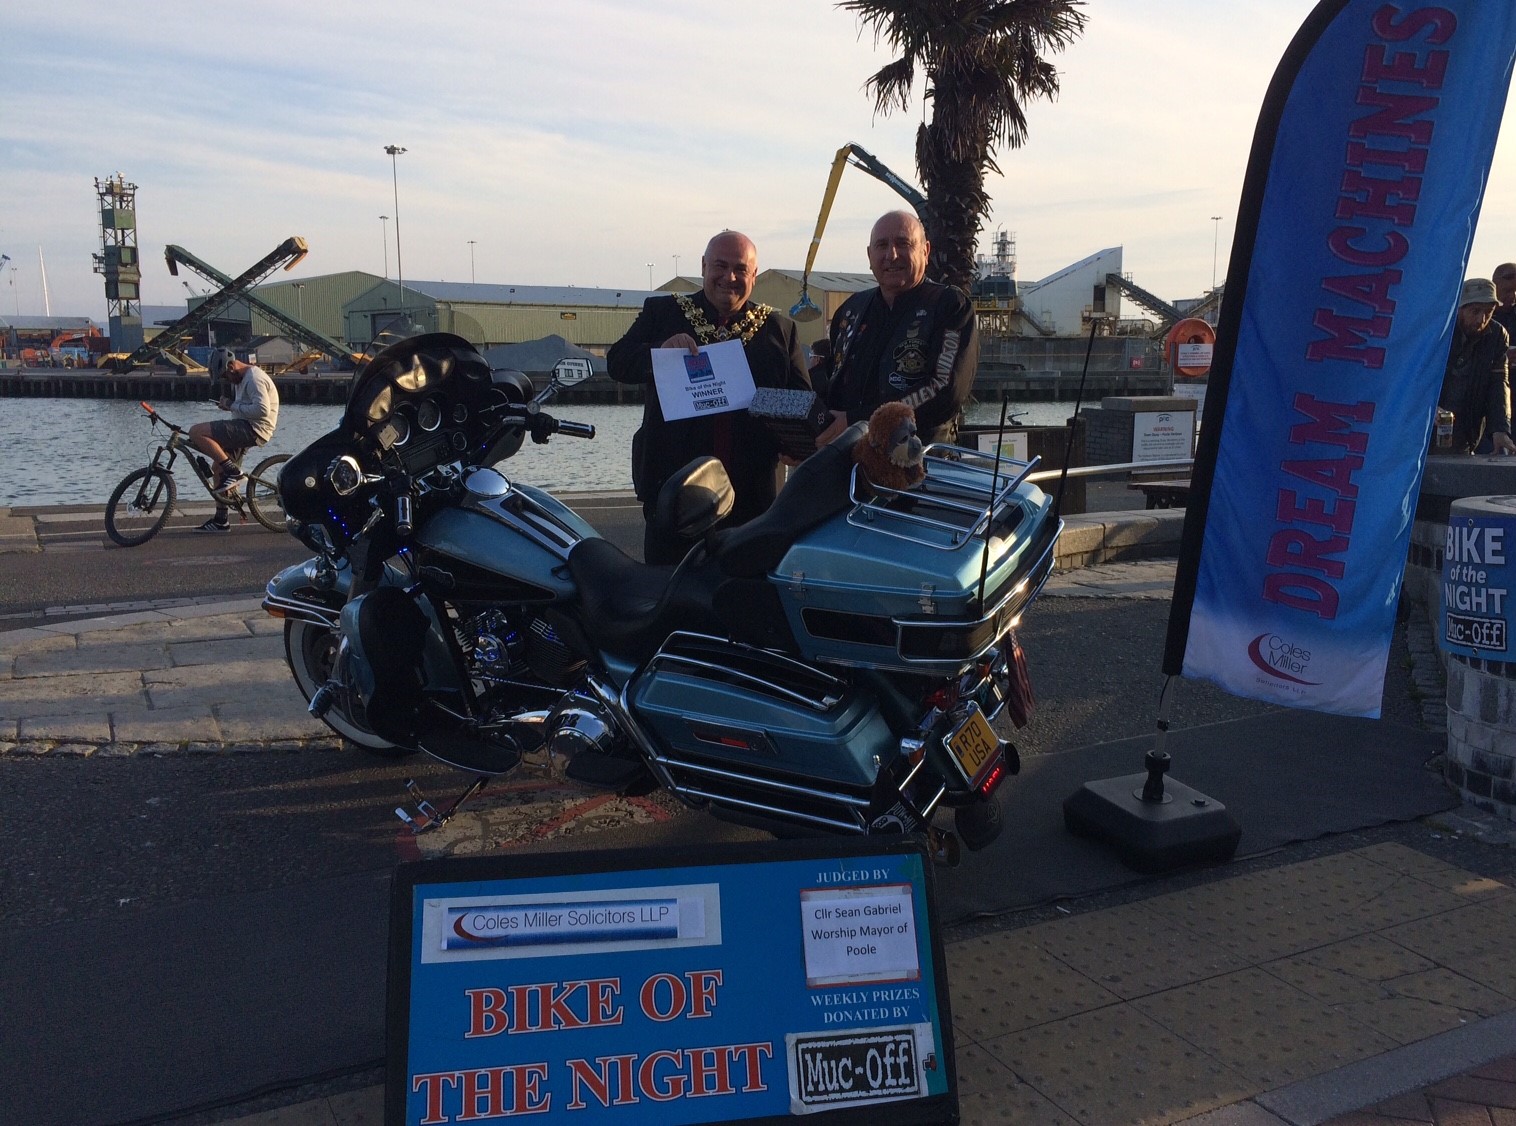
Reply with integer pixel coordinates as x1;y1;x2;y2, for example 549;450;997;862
651;338;756;421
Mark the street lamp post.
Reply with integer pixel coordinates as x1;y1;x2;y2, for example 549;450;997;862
673;253;681;278
646;262;654;289
384;145;408;321
468;239;477;284
1211;215;1223;290
379;215;390;278
293;282;305;321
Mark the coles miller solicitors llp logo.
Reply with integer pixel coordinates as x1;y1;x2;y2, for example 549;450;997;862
1247;633;1321;686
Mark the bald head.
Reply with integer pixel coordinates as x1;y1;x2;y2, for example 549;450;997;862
868;211;930;304
702;230;758;317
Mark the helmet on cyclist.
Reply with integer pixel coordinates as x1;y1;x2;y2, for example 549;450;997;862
206;348;236;381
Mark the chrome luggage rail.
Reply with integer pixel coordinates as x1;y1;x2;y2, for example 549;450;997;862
846;444;1042;549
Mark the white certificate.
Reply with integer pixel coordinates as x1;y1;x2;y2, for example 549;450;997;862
650;337;757;421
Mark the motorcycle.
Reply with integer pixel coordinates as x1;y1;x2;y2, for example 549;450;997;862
264;333;1061;860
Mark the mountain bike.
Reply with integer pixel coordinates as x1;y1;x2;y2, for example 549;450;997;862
105;402;291;546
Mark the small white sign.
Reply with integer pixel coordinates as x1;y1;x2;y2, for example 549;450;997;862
976;431;1028;462
1176;342;1213;370
1133;410;1195;462
800;884;921;988
651;337;756;421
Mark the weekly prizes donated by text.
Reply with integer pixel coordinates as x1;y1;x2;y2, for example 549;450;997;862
651;338;756;421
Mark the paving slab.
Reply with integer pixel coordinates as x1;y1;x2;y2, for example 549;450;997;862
946;931;1121;1042
13;642;173;678
17;712;112;743
110;703;220;744
980;1002;1257;1125
1134;965;1401;1089
170;633;286;667
216;695;330;742
74;615;256;646
0;669;145;707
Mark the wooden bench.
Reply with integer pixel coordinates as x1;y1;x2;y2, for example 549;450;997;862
1128;469;1193;509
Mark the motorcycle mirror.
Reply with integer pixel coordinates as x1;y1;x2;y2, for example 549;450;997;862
551;357;594;387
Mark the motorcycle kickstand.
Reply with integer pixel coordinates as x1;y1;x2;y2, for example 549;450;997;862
395;775;489;834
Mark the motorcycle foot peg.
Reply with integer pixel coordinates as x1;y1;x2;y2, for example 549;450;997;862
308;683;338;720
395;779;442;834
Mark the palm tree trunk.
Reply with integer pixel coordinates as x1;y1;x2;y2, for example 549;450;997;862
915;118;990;294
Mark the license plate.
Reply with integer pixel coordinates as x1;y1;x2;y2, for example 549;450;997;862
946;705;998;783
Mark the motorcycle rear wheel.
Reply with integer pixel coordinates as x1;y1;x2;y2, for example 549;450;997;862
283;619;413;756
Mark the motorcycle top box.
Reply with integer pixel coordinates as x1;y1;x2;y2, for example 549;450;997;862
772;448;1060;675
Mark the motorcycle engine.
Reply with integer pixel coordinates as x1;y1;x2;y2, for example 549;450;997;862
463;609;586;688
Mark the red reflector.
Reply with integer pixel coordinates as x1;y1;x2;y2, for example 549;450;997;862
924;686;956;711
718;736;750;749
977;759;1006;796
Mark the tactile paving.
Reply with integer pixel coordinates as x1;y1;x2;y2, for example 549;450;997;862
1140;850;1472;963
1021;899;1250;1000
1356;841;1514;901
953;1042;1079;1125
979;1002;1256;1125
1132;965;1399;1088
947;931;1120;1042
1384;895;1516;999
1266;935;1515;1045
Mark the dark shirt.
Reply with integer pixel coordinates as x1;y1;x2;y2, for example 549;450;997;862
606;292;811;522
1438;319;1510;453
1494;304;1516;342
820;280;978;445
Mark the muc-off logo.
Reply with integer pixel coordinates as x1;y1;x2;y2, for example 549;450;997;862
793;1029;920;1107
1247;633;1321;686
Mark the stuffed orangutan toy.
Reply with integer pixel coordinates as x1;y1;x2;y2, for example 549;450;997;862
854;401;926;490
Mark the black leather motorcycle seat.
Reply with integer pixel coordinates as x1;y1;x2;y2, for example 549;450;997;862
567;538;725;662
711;423;864;579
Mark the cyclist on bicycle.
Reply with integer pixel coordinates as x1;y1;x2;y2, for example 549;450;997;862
188;348;280;531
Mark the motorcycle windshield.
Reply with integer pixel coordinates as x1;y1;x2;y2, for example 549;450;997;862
343;331;479;434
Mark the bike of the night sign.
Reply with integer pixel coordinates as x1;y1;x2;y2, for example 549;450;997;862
386;840;957;1124
1166;1;1516;716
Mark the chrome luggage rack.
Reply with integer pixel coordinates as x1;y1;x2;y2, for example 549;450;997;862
846;443;1042;549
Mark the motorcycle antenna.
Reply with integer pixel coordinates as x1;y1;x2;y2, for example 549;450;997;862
1050;315;1102;520
976;390;1012;611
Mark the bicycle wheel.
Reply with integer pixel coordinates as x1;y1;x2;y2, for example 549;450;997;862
105;467;177;547
247;453;291;533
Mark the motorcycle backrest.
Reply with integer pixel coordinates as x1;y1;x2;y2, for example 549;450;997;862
713;421;865;578
653;456;735;540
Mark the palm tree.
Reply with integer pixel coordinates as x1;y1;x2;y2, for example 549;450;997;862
840;0;1087;292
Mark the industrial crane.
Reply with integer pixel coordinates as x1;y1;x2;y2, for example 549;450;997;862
163;243;359;367
790;143;924;322
106;237;310;373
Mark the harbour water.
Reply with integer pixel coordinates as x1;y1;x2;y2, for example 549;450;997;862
0;397;1089;509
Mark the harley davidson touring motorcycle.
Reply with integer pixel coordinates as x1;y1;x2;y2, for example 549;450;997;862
264;333;1061;859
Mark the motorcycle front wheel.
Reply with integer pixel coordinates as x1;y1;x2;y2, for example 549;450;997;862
283;619;413;756
105;466;176;546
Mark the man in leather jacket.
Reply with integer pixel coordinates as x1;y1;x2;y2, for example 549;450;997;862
814;210;978;449
608;230;811;563
1439;276;1515;455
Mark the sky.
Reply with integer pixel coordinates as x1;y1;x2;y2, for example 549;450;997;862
4;0;1516;322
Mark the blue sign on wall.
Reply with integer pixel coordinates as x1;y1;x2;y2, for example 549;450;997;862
386;838;958;1124
1441;503;1516;661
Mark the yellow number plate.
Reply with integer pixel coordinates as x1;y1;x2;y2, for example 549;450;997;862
946;706;998;782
